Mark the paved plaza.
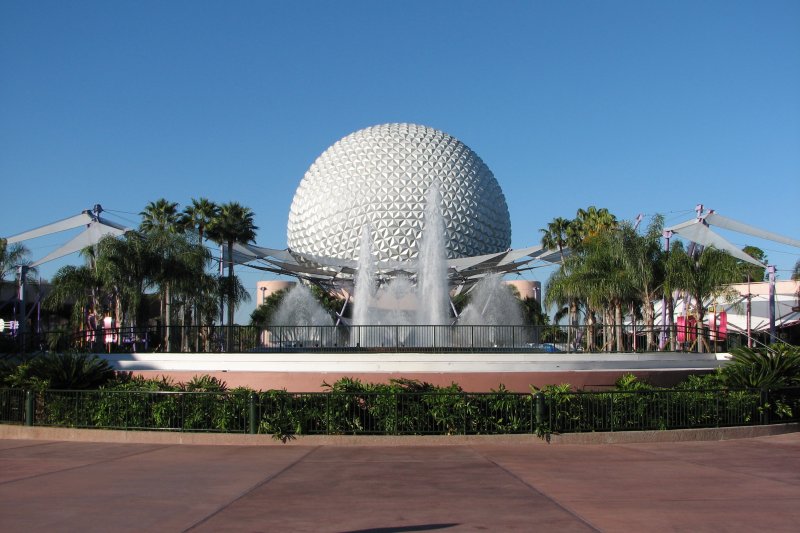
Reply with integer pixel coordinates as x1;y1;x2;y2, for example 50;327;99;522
1;433;799;532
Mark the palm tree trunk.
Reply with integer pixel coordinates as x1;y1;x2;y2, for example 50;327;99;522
195;303;201;353
694;291;710;353
586;309;596;352
569;299;578;351
643;296;655;350
615;301;624;352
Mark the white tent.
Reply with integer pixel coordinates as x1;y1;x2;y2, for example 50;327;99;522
225;242;563;292
4;205;131;334
6;206;130;266
663;207;800;340
652;281;800;333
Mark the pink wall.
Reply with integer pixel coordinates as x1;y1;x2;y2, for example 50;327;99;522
131;369;710;392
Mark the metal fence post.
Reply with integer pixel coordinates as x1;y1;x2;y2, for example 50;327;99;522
760;389;770;425
249;392;257;434
530;393;535;434
462;392;467;435
326;394;330;435
25;390;34;426
393;392;398;435
535;393;544;429
609;394;614;432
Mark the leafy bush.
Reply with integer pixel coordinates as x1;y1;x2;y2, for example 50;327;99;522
5;353;115;390
93;376;181;429
4;368;797;437
723;346;800;389
258;389;302;441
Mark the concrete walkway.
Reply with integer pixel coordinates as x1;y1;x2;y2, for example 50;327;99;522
1;432;799;531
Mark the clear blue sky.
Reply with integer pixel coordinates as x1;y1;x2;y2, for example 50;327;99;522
2;1;798;322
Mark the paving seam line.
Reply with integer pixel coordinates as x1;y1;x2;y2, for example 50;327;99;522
478;452;601;533
182;445;321;532
0;444;174;486
616;441;800;490
0;440;66;453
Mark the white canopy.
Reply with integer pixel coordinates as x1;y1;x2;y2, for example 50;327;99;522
4;207;130;266
652;281;800;333
226;242;563;290
665;210;800;268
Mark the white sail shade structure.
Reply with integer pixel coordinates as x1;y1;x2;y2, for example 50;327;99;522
226;242;563;292
665;209;800;268
4;206;130;266
651;281;799;333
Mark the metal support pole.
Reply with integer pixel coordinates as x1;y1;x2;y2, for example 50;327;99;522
746;274;752;348
248;392;258;434
768;265;776;343
17;266;28;342
660;231;671;350
25;390;34;426
535;393;545;429
335;297;349;327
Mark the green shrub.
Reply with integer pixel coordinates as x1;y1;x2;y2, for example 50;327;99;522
0;352;115;392
93;376;181;429
723;346;800;389
258;389;302;441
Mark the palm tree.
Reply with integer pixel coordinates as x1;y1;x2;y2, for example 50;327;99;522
570;230;636;352
167;240;214;351
568;206;618;249
45;264;103;330
95;232;156;330
140;199;180;234
139;199;185;349
667;243;742;352
181;198;219;243
619;216;665;350
540;217;571;260
544;259;585;350
541;217;577;345
0;238;37;282
176;198;220;348
207;202;258;347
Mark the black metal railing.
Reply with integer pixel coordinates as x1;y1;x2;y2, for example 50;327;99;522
543;388;773;433
5;323;748;354
3;387;797;436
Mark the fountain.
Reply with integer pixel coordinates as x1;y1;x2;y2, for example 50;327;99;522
270;283;335;346
267;186;529;350
416;187;450;327
458;273;524;327
343;186;529;348
353;226;377;328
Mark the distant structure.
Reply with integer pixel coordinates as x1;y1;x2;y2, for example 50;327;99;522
235;124;561;294
256;281;296;306
287;123;511;262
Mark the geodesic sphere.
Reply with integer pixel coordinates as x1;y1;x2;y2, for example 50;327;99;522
287;123;511;262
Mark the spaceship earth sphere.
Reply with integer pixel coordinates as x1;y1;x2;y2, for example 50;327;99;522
287;123;511;262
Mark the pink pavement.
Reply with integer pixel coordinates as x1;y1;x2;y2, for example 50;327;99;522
1;431;799;531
